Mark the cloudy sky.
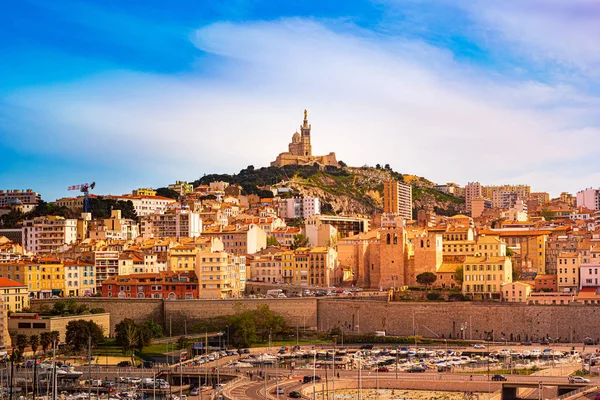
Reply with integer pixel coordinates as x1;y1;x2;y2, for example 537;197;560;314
1;0;599;200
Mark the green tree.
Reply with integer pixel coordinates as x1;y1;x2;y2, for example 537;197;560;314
506;247;514;257
65;320;104;351
176;336;188;350
15;334;28;356
454;266;464;285
40;332;52;355
155;187;180;199
52;301;66;315
266;236;280;247
416;272;437;290
142;320;163;338
229;311;257;348
115;318;139;354
291;234;310;250
29;335;40;354
253;304;288;342
50;331;60;346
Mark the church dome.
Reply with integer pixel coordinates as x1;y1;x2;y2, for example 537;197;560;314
292;131;301;143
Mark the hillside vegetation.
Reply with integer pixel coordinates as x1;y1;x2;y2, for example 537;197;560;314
195;164;464;217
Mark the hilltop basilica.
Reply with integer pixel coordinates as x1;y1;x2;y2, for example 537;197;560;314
270;110;338;167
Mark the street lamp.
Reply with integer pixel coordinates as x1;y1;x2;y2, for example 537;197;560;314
225;326;230;349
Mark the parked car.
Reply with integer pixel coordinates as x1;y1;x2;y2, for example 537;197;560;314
407;366;426;373
473;344;486;349
377;367;389;372
491;374;507;381
289;392;302;398
593;393;600;400
117;361;132;367
572;376;590;383
303;375;322;384
190;387;200;396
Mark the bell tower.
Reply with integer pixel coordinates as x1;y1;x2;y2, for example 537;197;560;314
300;109;312;157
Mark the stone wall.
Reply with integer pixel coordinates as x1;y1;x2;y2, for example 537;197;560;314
31;299;164;335
164;298;317;335
317;299;600;343
30;298;600;343
31;298;317;336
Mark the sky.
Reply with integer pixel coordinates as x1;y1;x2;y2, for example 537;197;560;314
1;0;600;201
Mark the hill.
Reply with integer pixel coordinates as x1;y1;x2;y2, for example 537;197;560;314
194;165;465;217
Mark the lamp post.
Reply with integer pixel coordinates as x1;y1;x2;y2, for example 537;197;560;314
332;335;337;400
225;325;229;349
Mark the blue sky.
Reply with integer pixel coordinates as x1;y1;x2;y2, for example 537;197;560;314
2;0;599;200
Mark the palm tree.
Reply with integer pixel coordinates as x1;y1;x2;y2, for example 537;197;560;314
15;334;28;360
40;332;52;356
29;335;40;399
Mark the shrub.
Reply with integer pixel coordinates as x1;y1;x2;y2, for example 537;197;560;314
426;292;442;301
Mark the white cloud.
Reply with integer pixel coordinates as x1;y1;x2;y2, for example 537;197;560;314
452;0;600;75
4;18;600;197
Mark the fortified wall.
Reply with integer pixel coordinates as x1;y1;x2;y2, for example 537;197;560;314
317;300;600;343
30;298;318;336
30;298;600;343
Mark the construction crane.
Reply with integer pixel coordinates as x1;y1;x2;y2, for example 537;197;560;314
68;182;96;212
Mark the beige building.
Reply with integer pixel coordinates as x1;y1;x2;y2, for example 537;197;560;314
88;209;139;241
248;247;282;283
9;313;110;343
383;180;413;221
502;281;532;303
0;277;29;312
201;224;267;255
195;250;244;299
271;110;337;167
309;247;337;287
462;255;512;299
557;252;580;293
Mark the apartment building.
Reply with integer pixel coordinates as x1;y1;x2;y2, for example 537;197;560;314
0;189;41;208
141;208;202;239
22;216;77;254
248;247;282;283
383;180;412;221
88;209;139;241
201;224;267;255
0;278;29;312
462;255;513;299
308;247;337;287
83;250;119;290
64;259;96;296
576;188;600;210
465;182;483;216
195;251;243;299
109;194;176;217
279;197;321;219
102;270;199;299
557;252;580;293
305;215;368;240
502;281;532;303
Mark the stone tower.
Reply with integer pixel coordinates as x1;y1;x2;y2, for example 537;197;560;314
300;109;312;157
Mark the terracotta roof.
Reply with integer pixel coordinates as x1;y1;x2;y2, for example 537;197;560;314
0;277;27;288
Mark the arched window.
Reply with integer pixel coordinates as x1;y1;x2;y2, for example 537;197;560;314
420;240;424;248
393;234;398;245
386;233;391;245
427;240;430;247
